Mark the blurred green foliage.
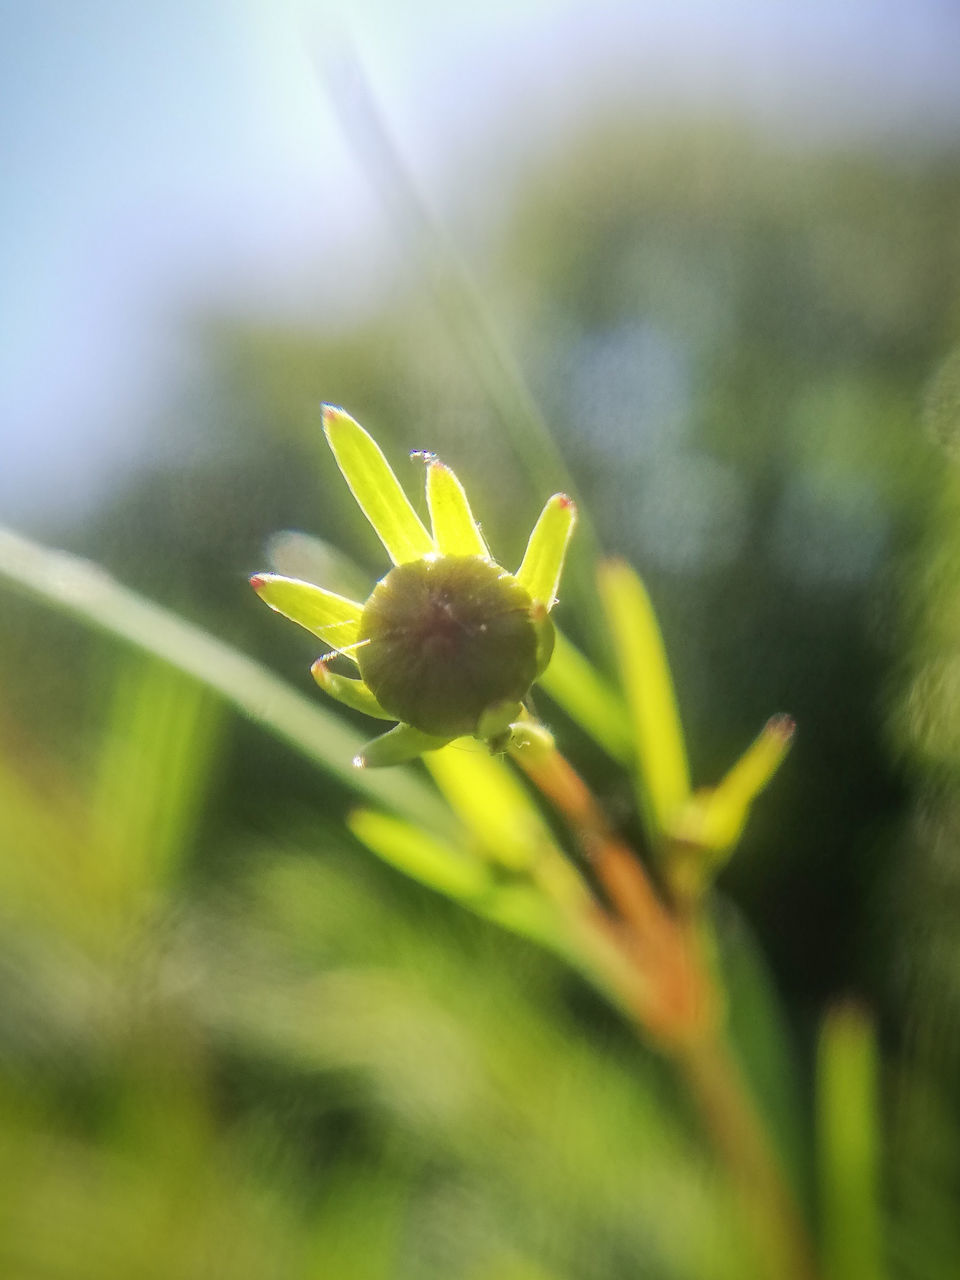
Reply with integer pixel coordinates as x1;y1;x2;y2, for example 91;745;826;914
3;116;960;1277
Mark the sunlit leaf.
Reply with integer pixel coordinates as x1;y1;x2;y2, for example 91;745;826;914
424;741;556;872
538;628;633;765
348;808;490;901
250;572;362;652
0;525;451;832
597;558;690;843
674;715;795;857
516;494;577;608
322;405;435;564
817;1003;884;1280
426;459;489;557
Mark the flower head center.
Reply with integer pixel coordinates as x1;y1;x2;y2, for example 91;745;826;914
358;555;540;738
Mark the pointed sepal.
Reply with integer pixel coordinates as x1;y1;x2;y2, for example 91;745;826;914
310;656;395;720
353;721;452;769
250;573;363;653
516;494;576;609
426;459;489;558
322;405;434;564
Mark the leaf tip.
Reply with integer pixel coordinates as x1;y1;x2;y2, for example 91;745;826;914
766;712;796;743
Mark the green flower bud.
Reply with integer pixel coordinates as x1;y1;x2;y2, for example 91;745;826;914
357;555;541;739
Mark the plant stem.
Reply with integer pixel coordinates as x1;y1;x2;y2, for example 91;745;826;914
511;735;821;1280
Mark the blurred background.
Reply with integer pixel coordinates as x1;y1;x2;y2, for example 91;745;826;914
2;1;960;1276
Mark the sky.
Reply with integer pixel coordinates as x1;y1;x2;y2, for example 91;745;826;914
1;0;959;524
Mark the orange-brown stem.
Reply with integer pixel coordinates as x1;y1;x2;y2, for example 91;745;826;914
512;737;821;1280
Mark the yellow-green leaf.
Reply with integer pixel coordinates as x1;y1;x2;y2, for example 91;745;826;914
424;741;556;872
322;405;435;564
250;573;362;652
426;459;489;557
516;494;577;608
817;1003;884;1280
688;714;795;854
348;808;489;901
597;559;690;843
538;628;633;765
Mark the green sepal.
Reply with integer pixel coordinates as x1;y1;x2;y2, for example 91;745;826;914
530;602;556;678
426;459;489;557
354;722;452;769
515;494;577;609
310;657;395;720
250;573;363;652
322;405;435;565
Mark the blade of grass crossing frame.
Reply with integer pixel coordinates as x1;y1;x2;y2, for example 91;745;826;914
516;494;577;608
322;405;435;564
426;460;489;557
92;655;222;896
598;559;690;843
538;628;633;765
0;525;452;832
250;573;362;651
816;1003;885;1280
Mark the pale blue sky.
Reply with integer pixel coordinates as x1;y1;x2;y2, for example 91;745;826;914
2;0;958;523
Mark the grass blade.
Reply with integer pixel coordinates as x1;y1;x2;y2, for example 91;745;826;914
597;559;690;844
0;525;452;834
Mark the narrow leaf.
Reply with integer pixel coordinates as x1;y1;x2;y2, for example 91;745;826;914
688;714;795;855
250;573;362;652
0;525;452;832
538;628;633;765
426;459;489;557
424;741;557;872
817;1003;885;1280
348;809;490;901
322;405;434;564
598;559;690;842
310;657;395;720
515;494;577;608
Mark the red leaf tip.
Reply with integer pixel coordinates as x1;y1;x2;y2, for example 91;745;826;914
249;573;267;592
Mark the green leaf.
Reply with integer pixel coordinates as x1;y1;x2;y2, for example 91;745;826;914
426;459;489;557
424;740;557;872
537;628;633;765
597;559;690;843
0;525;452;833
322;405;435;564
817;1003;885;1280
515;494;577;608
348;809;490;901
250;572;363;652
310;657;394;719
676;715;795;857
92;656;222;897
